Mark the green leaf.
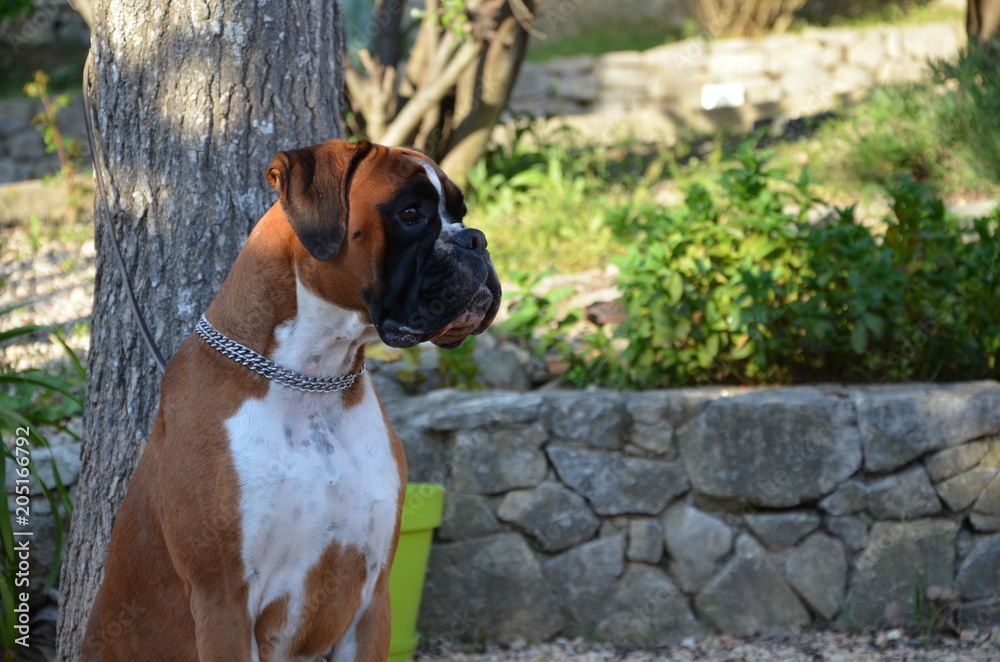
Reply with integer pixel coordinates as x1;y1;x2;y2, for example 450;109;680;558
862;312;885;338
673;316;692;341
666;272;684;304
0;374;82;404
508;169;549;189
0;323;41;343
704;333;720;361
731;338;755;360
850;322;869;355
545;288;577;305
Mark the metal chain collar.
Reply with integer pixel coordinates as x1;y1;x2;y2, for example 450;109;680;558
195;315;365;393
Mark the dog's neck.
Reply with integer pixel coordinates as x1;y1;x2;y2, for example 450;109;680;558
205;206;374;379
272;275;377;378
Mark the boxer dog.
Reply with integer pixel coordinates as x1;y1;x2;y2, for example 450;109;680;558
81;140;500;662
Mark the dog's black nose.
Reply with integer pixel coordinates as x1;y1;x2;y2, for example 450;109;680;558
452;228;487;252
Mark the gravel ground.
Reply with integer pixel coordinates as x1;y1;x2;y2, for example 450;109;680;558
0;220;94;370
417;630;1000;662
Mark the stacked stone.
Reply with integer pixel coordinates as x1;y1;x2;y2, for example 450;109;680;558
9;381;1000;643
509;21;966;134
388;381;1000;644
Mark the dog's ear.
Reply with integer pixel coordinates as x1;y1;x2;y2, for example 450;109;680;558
267;141;373;262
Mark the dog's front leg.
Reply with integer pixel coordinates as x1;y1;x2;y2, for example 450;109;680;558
327;573;391;662
190;588;255;661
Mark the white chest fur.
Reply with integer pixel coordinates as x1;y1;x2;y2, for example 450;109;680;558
224;280;399;661
226;380;399;661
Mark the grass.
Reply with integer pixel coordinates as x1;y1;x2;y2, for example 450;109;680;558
525;24;687;62
525;1;964;64
748;84;995;205
793;1;964;30
463;121;647;274
20;208;91;252
465;175;624;275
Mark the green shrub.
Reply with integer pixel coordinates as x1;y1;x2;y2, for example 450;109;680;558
498;270;580;361
437;335;483;390
0;0;32;22
0;310;83;657
932;40;1000;187
841;84;953;192
567;148;1000;388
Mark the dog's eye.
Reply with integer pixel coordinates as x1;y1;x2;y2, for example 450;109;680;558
398;207;422;224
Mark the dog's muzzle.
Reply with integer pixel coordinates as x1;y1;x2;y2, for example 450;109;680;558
375;228;501;349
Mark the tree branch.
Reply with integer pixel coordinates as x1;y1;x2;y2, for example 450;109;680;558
381;38;483;147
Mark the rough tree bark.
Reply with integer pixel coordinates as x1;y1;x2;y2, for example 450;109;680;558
968;0;1000;41
56;1;345;659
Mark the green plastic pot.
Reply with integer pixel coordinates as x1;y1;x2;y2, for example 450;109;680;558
387;483;445;662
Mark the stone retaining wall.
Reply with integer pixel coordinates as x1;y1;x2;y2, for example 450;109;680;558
9;381;1000;641
385;382;1000;644
510;21;966;133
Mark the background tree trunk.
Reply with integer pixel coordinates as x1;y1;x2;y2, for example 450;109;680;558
439;0;534;177
56;1;345;659
67;0;94;26
373;0;405;68
968;0;1000;41
345;0;540;184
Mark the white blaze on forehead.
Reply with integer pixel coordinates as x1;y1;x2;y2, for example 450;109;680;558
417;159;463;237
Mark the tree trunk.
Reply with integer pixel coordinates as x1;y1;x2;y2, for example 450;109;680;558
373;0;405;68
67;0;94;26
345;0;541;184
56;1;345;659
439;0;534;180
968;0;1000;41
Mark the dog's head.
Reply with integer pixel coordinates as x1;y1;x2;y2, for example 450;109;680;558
266;139;500;349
